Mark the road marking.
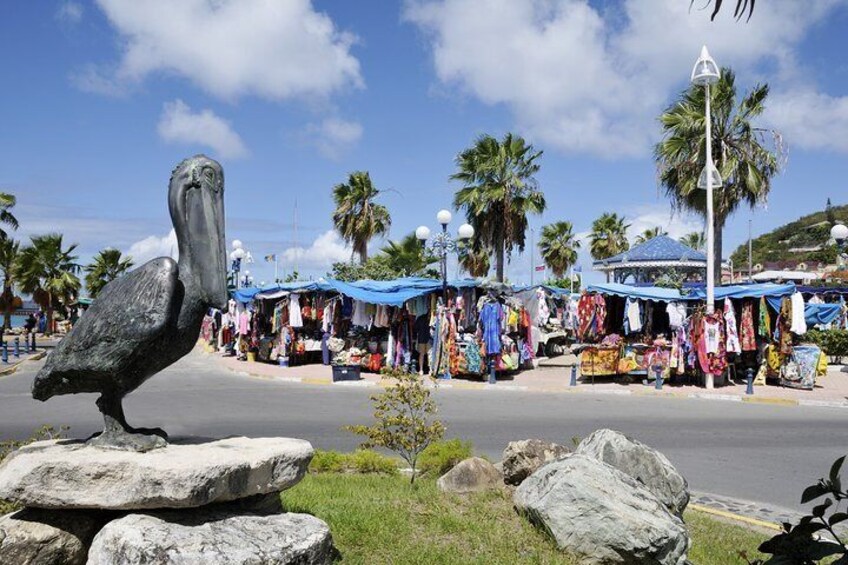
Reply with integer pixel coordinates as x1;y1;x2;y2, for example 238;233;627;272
742;396;798;407
688;503;782;532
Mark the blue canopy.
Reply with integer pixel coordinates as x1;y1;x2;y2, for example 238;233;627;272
232;280;335;303
231;286;262;304
805;303;843;326
686;283;796;301
586;282;682;302
765;296;844;326
325;277;478;307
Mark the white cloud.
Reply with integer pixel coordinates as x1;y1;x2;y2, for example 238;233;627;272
84;0;362;101
56;2;83;24
765;90;848;153
157;99;248;159
125;229;178;266
301;117;363;158
405;0;848;157
282;230;352;268
626;204;703;244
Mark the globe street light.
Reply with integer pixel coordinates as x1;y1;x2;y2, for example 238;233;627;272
692;45;721;389
229;240;251;289
416;210;474;297
832;223;848;269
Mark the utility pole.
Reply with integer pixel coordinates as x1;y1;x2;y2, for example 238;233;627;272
530;227;535;286
748;218;753;282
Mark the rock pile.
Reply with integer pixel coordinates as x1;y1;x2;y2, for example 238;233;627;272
501;438;570;486
0;436;334;564
513;430;691;564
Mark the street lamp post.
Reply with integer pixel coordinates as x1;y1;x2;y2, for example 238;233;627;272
692;45;722;390
832;223;848;269
416;210;474;297
229;240;253;289
416;211;474;380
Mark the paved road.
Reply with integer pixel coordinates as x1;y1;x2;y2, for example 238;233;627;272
2;351;847;512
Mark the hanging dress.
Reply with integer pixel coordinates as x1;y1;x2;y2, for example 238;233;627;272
740;301;757;351
724;299;742;354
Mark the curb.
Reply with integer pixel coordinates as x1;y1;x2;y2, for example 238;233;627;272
0;350;48;376
688;503;782;532
218;359;848;410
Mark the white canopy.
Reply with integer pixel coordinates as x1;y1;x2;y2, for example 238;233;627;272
751;270;820;282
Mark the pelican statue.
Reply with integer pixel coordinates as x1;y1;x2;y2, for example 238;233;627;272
32;155;228;451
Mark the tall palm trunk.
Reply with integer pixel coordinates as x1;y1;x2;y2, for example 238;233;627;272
46;291;53;336
359;248;368;264
495;229;505;282
713;216;725;286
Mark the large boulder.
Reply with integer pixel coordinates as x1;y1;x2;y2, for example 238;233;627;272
0;508;105;565
514;454;689;565
87;510;334;565
576;429;689;515
502;439;570;486
0;437;312;510
437;457;501;494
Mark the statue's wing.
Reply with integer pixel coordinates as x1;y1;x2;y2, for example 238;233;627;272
39;257;180;377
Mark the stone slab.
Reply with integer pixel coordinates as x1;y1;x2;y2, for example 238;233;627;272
0;507;105;565
86;511;334;565
0;436;312;510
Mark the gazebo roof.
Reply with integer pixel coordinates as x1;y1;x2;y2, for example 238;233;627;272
593;235;707;271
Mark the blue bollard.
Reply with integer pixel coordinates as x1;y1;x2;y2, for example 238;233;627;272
13;337;19;358
570;364;578;387
488;356;496;385
1;342;7;364
746;367;754;395
655;366;663;390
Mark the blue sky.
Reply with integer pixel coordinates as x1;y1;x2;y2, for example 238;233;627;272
2;0;848;288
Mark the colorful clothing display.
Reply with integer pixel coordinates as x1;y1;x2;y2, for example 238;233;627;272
740;301;757;351
724;300;741;355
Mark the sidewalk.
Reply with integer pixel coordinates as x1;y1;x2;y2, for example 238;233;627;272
0;348;48;376
211;348;848;408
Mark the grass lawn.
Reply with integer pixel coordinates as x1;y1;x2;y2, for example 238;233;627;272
282;473;768;564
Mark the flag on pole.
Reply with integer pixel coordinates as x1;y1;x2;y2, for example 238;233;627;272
535;265;546;272
265;254;276;262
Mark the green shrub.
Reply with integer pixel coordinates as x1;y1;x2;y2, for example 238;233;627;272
418;438;474;477
310;449;346;473
346;371;445;484
309;449;398;476
805;329;848;359
349;449;399;475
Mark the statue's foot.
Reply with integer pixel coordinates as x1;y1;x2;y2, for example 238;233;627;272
129;426;168;440
86;428;168;452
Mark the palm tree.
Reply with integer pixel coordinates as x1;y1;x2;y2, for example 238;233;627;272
0;238;22;334
680;231;706;251
332;171;391;264
379;233;435;277
15;234;81;335
538;221;581;278
655;67;783;284
452;133;546;282
692;0;755;21
589;213;630;260
0;192;19;240
459;242;490;278
634;226;668;246
85;248;134;297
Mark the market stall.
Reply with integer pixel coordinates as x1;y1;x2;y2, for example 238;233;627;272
573;282;830;390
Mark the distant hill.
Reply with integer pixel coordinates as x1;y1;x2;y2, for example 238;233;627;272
730;202;848;268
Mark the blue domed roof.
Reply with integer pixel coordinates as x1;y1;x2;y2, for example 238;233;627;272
593;235;706;266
